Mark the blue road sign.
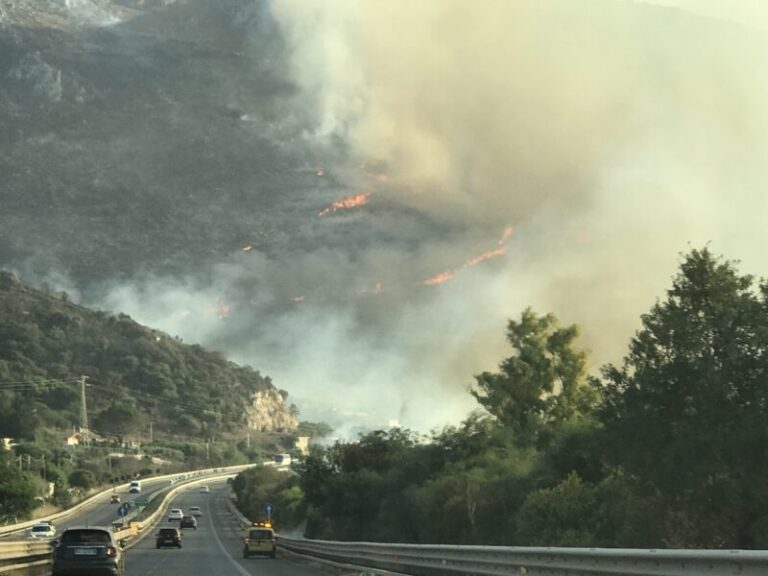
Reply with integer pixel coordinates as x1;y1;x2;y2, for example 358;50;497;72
117;504;128;517
264;503;274;515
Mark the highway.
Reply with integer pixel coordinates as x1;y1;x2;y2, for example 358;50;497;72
125;483;319;576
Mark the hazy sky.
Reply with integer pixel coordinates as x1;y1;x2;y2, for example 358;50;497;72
644;0;768;32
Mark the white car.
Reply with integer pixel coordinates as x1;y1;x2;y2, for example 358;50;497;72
29;522;56;539
168;508;184;522
199;485;210;494
189;506;203;517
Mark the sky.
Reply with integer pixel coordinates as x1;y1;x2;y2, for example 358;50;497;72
96;0;768;434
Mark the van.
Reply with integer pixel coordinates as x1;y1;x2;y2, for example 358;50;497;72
128;480;141;493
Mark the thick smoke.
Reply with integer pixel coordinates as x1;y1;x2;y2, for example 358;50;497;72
99;0;768;431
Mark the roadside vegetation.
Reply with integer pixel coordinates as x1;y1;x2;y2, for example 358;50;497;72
235;248;768;549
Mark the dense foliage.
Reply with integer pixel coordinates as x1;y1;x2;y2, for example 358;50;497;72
0;270;275;441
236;248;768;548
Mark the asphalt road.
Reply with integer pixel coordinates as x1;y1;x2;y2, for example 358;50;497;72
125;484;322;576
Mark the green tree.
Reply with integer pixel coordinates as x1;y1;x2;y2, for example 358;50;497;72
471;308;595;443
0;450;37;522
93;403;147;439
599;248;768;547
68;469;96;490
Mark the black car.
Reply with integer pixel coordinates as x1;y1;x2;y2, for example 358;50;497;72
52;527;125;576
179;516;197;530
156;528;182;549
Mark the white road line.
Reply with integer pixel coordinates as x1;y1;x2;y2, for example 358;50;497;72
206;496;251;576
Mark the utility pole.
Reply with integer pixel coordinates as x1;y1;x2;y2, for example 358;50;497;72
79;375;89;446
149;421;153;444
246;431;250;449
206;441;210;461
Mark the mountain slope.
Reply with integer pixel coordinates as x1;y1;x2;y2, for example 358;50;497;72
0;269;294;440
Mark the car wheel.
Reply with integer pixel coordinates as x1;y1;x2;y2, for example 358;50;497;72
243;549;248;559
270;551;276;559
156;544;160;549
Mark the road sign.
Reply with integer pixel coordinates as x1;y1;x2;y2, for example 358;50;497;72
264;503;274;515
134;498;149;507
117;504;128;517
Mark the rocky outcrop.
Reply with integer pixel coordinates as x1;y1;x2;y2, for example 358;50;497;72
246;389;298;433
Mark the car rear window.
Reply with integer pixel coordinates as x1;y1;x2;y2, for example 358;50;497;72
61;530;111;544
32;525;50;532
159;529;178;535
248;529;272;539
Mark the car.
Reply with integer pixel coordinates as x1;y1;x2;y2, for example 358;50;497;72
109;494;121;504
155;527;182;549
179;515;197;530
167;508;183;522
52;526;125;576
189;506;202;517
242;522;276;559
128;480;141;494
199;485;210;494
29;522;56;539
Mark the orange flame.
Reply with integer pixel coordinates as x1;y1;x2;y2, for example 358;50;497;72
422;271;455;286
318;192;370;216
498;226;514;245
316;169;325;177
242;245;253;252
466;247;507;268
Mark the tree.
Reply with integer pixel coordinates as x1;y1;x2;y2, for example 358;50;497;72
93;403;147;439
68;469;96;491
599;248;768;547
471;308;595;443
0;450;37;522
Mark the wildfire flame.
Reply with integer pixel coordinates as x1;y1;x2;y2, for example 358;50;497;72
242;245;253;252
498;226;514;245
316;169;325;177
466;247;507;268
292;296;305;303
422;271;455;286
318;192;371;216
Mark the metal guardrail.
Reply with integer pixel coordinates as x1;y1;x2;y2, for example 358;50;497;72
0;542;51;574
275;537;768;576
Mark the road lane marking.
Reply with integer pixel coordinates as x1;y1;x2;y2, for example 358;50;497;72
206;496;251;576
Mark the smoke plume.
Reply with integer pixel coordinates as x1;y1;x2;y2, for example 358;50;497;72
98;0;768;431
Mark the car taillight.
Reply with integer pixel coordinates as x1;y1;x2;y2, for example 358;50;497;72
106;545;117;557
244;538;250;544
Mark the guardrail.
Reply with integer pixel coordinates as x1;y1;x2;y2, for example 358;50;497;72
275;538;768;576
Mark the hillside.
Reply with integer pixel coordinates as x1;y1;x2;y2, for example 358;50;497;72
0;0;337;284
0;270;296;441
